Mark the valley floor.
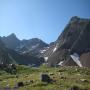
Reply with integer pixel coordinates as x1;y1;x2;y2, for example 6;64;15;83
0;65;90;90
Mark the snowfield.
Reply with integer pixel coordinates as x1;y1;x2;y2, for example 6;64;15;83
70;53;82;67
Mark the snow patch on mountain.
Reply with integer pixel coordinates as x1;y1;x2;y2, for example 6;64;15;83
70;53;82;67
40;47;49;54
30;44;39;50
53;44;58;53
15;44;25;51
22;44;40;52
40;50;47;54
57;61;64;66
44;57;48;62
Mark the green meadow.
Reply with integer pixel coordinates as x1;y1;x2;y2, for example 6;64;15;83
0;65;90;90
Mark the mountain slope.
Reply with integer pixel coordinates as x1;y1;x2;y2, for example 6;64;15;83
17;38;49;56
0;38;15;64
0;37;44;66
44;16;90;67
2;33;20;50
2;34;49;56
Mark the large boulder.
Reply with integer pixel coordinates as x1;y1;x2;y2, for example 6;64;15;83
41;74;52;83
68;86;86;90
17;82;24;87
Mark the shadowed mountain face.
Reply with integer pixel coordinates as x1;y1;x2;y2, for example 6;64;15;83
2;34;49;56
2;33;20;49
0;38;15;64
44;16;90;67
0;37;45;66
57;16;90;54
18;38;49;56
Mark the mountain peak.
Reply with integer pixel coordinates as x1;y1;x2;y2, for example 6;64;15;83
2;33;20;49
30;38;42;42
70;16;80;23
70;16;90;24
45;16;90;67
8;33;17;38
71;16;80;20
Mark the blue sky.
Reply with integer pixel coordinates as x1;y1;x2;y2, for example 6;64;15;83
0;0;90;43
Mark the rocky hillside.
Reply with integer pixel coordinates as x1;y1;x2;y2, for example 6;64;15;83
2;33;20;50
1;16;90;67
2;34;49;57
44;16;90;67
0;37;44;66
0;38;15;64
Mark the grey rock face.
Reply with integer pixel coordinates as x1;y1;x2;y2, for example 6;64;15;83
44;16;90;67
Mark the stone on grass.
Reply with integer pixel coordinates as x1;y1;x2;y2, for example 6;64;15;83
30;80;34;83
49;73;54;76
17;82;24;87
41;74;52;83
80;79;88;82
68;86;82;90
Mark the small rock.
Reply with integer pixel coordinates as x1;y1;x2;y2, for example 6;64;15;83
41;74;52;83
49;73;54;76
17;82;24;87
30;80;34;83
60;76;66;79
68;86;80;90
16;75;19;78
80;79;88;82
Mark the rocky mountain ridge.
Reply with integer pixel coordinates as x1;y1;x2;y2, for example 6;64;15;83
0;37;44;66
1;33;49;56
44;16;90;67
0;16;90;67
